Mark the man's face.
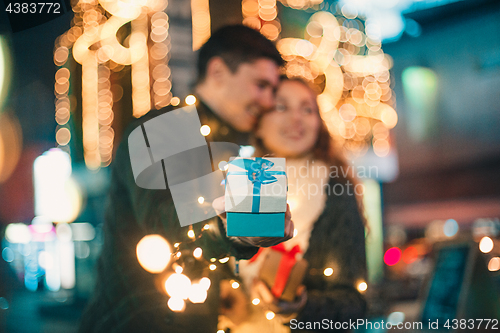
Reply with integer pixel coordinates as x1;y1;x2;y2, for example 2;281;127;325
218;59;280;133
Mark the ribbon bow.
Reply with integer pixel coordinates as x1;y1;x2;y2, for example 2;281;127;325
231;157;279;185
227;157;285;212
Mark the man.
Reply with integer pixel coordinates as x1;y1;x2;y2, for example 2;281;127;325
79;25;292;333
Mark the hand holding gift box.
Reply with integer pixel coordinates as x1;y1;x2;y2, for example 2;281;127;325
224;157;288;237
212;196;294;248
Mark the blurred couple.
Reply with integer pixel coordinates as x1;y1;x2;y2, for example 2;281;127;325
80;24;366;333
218;70;367;333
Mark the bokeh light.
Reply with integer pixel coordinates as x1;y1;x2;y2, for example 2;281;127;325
265;310;275;320
185;95;196;105
193;247;203;259
199;277;211;290
165;273;191;299
488;257;500;272
357;281;367;292
200;125;211;136
0;112;22;183
276;9;397;159
33;149;83;223
136;234;172;273
167;297;186;312
56;0;171;167
191;0;211;50
188;283;208;303
5;223;32;244
443;219;459;237
384;247;402;266
479;236;494;254
387;311;405;325
402;246;419;264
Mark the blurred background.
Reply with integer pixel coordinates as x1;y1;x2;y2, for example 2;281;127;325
0;0;499;331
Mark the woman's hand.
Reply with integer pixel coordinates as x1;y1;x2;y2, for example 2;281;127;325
212;196;294;247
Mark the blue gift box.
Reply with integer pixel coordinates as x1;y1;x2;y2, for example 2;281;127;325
225;157;287;237
226;212;285;237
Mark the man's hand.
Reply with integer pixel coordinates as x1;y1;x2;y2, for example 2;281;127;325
212;196;294;247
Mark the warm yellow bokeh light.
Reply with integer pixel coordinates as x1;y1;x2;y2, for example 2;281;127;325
5;223;32;244
188;283;208;303
167;297;185;312
231;281;240;289
185;95;196;105
488;257;500;272
274;10;396;159
171;97;180;106
136;234;171;273
357;281;368;292
200;125;211;136
0;113;22;184
199;277;211;290
219;257;229;263
193;247;203;259
252;298;260;305
218;161;228;171
0;36;12;111
33;149;83;223
165;273;191;299
56;128;71;146
324;267;334;276
265;311;275;320
479;236;494;253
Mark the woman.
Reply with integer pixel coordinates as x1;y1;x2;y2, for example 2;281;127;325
220;77;367;332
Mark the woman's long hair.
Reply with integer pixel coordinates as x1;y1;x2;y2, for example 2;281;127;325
253;76;367;227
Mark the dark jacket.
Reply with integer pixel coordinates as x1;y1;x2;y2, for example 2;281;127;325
79;100;258;333
295;176;368;331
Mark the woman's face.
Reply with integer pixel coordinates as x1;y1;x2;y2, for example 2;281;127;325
256;80;321;159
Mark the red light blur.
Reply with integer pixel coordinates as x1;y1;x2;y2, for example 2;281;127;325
384;247;402;266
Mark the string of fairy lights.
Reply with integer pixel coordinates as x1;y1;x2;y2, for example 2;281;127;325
51;0;384;317
54;0;172;169
273;6;398;158
242;0;282;41
191;0;211;50
136;224;236;312
55;0;398;167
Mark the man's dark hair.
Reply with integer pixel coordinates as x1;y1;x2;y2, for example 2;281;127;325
196;25;285;84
